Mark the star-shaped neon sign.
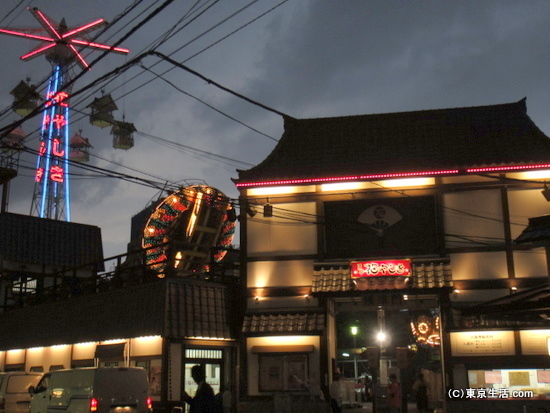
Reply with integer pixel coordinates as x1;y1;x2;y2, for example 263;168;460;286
0;7;129;70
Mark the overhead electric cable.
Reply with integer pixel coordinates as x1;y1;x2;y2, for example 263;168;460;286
140;64;278;142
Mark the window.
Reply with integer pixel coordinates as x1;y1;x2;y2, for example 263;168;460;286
11;276;37;294
467;369;550;399
134;359;161;397
259;354;308;392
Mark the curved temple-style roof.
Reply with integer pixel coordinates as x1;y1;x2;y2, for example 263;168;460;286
235;98;550;185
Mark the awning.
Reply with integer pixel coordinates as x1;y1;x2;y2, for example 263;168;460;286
95;343;125;359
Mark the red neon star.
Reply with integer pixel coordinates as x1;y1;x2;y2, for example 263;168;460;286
0;7;129;70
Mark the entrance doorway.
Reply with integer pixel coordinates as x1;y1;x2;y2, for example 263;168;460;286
333;294;444;412
182;348;224;412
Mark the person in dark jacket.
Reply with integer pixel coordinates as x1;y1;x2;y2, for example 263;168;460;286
182;365;217;413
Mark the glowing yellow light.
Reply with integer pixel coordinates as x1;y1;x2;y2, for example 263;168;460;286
513;169;550;180
378;177;435;188
247;185;316;196
101;338;127;344
186;191;203;238
174;251;183;268
134;335;161;342
321;182;366;192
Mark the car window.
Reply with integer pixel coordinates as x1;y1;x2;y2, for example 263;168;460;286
7;375;41;393
34;375;50;393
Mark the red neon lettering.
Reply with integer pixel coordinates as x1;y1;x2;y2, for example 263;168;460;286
35;168;44;182
52;139;65;157
50;165;64;183
45;91;70;107
351;260;411;278
52;114;66;129
43;114;50;128
38;141;46;156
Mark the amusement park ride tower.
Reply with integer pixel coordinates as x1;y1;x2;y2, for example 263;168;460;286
0;7;129;221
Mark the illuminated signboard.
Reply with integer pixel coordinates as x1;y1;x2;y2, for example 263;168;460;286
351;260;411;278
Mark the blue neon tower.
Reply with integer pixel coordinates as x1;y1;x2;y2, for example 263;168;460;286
0;7;129;221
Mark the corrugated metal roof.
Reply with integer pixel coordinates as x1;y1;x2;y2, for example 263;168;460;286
242;312;325;335
312;261;452;293
236;99;550;183
0;212;103;267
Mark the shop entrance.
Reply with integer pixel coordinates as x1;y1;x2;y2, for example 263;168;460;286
333;294;444;412
182;348;223;412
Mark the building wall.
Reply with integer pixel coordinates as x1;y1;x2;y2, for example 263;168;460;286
245;335;321;396
240;171;550;399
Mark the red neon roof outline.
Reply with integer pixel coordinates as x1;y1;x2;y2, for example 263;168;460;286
0;7;129;70
235;169;459;187
466;164;550;173
235;164;550;188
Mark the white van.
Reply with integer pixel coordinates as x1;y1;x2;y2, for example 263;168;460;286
29;367;152;413
0;372;43;413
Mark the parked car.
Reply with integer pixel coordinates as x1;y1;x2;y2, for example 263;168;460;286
29;367;152;413
0;372;43;413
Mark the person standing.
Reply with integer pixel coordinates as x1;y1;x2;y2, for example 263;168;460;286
329;373;343;413
182;365;217;413
388;374;402;413
412;373;429;413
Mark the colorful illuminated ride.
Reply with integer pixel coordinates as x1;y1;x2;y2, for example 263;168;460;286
142;185;236;278
0;7;129;220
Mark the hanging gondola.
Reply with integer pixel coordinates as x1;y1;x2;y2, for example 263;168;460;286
111;120;136;150
87;94;118;128
10;80;40;117
69;132;93;162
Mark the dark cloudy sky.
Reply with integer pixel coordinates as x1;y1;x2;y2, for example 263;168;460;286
0;0;548;259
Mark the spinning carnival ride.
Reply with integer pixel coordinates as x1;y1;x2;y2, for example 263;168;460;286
0;7;129;221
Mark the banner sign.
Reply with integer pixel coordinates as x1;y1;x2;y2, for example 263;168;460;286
351;260;411;278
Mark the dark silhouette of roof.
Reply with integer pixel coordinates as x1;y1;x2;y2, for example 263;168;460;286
0;278;237;350
0;212;103;267
236;98;550;183
462;283;550;322
515;215;550;247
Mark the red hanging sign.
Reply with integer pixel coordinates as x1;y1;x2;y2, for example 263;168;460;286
351;259;411;278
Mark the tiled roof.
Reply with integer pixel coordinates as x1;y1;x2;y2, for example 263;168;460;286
0;278;237;350
0;212;103;267
165;279;235;340
242;312;325;335
514;215;550;247
236;99;550;183
312;261;452;293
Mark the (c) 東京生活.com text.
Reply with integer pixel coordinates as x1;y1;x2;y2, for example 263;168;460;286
448;388;534;399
